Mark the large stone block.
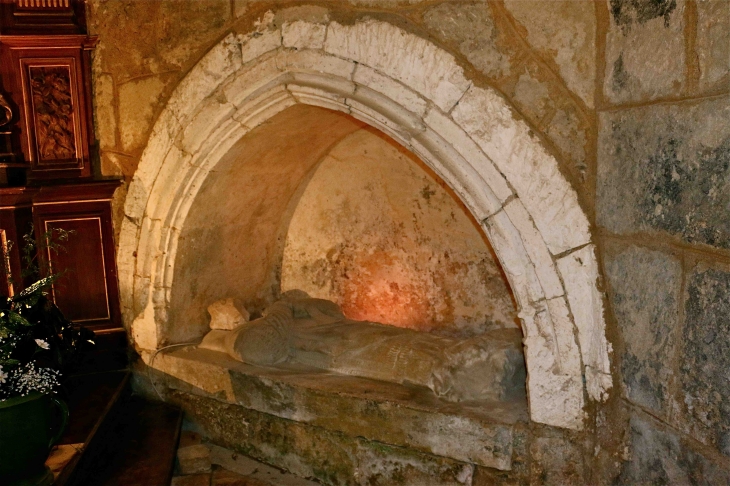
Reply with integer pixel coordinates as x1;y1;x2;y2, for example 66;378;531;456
503;0;596;108
679;263;730;455
604;0;686;103
696;0;730;93
153;347;519;470
604;244;681;415
616;413;730;484
422;3;512;79
117;74;173;153
87;0;230;80
597;97;730;249
170;390;476;486
324;20;470;112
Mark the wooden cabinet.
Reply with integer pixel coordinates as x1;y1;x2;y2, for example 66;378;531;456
0;1;122;331
0;34;97;180
32;182;121;330
0;182;122;330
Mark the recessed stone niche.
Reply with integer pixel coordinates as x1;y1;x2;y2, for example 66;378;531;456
169;104;518;343
280;126;517;337
155;104;526;483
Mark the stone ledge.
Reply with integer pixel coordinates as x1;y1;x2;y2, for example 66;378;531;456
149;347;527;471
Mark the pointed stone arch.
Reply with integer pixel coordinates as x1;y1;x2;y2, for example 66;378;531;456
117;18;611;430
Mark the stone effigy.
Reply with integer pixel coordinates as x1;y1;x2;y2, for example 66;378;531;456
199;292;526;402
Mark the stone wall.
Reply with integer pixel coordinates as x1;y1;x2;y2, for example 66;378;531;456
87;0;598;240
596;0;730;482
280;127;517;336
86;0;730;483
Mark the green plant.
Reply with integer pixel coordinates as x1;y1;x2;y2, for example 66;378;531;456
0;227;94;401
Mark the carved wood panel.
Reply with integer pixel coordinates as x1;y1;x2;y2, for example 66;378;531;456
0;36;96;179
20;58;82;171
44;216;110;322
28;64;77;162
32;182;121;330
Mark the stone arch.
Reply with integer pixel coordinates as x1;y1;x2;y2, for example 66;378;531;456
118;18;611;430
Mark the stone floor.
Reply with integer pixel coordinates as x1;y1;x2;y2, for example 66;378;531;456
173;431;318;486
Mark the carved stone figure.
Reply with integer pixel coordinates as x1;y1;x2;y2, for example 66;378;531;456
207;298;250;331
200;292;526;402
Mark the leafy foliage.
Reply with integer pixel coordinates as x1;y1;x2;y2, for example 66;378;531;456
0;227;94;400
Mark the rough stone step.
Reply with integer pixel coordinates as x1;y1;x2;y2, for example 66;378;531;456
172;444;320;486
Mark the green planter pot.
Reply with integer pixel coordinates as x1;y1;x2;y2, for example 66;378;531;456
0;392;68;486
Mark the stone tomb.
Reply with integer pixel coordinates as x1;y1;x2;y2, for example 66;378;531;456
150;347;525;479
137;104;533;483
149;294;527;482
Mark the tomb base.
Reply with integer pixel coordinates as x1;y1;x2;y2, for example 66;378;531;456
140;347;529;484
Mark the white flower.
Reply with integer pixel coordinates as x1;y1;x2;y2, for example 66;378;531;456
34;339;50;350
0;365;6;384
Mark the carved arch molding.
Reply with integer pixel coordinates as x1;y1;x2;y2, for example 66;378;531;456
119;18;612;430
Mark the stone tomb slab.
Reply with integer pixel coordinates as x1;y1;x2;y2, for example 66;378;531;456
150;347;526;471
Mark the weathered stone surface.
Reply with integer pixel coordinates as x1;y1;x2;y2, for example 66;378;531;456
100;152;126;178
282;21;326;50
529;436;586;485
617;413;730;484
422;3;512;79
544;104;588;180
504;0;596;108
153;346;521;471
208;298;249;331
604;244;680;415
281;129;517;335
93;73;117;151
324;20;470;111
512;71;551;121
208;444;318;485
557;245;612;401
87;0;230;80
171;473;211;486
679;263;730;455
178;443;212;475
453;86;592;255
170;390;477;485
354;64;428;117
472;424;529;485
696;0;730;92
597;97;730;248
117;74;172;152
604;0;685;103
